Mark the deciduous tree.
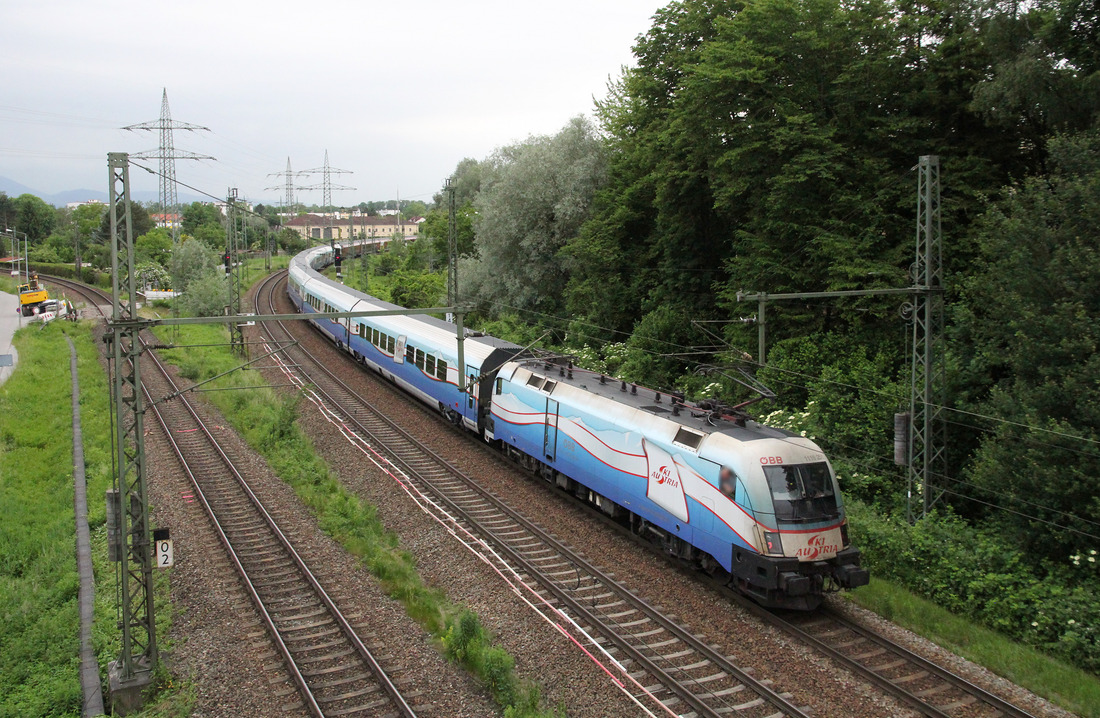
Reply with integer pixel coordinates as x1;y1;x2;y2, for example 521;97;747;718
464;116;607;317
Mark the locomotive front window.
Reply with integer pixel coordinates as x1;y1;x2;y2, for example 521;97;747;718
763;463;839;523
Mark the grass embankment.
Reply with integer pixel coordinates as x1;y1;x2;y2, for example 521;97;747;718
0;320;191;717
157;320;560;717
847;579;1100;717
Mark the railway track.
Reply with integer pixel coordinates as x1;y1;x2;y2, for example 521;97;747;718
45;275;420;718
48;271;1044;717
255;265;1043;718
256;270;811;718
748;604;1037;718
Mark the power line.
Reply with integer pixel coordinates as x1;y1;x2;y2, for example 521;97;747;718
0;104;124;128
123;89;214;242
0;147;102;160
128;161;268;223
939;472;1100;530
944;418;1100;462
938;405;1100;447
489;297;1100;459
937;487;1100;543
266;158;308;216
298;150;355;246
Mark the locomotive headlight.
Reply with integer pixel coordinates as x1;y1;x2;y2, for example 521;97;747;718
763;531;783;555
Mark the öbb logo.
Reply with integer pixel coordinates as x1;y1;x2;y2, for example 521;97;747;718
796;533;839;560
652;465;680;489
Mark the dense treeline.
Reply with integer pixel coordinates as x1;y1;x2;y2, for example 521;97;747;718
419;0;1100;670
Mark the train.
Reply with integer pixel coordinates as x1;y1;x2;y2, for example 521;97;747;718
287;243;869;610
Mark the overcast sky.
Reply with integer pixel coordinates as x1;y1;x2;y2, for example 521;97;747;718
1;0;664;206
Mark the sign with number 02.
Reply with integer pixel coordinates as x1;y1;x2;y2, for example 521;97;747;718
156;539;174;568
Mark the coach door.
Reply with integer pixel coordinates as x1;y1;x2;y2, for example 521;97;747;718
543;399;559;462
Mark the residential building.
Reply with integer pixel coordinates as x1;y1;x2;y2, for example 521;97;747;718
150;212;182;230
282;214;424;242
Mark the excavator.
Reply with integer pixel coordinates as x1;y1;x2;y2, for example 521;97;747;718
17;273;49;317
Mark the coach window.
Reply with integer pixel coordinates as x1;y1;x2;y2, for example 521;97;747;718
436;359;447;381
495;378;503;395
425;354;435;376
406;344;415;364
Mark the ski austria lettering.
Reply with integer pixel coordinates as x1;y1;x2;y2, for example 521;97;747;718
287;243;868;609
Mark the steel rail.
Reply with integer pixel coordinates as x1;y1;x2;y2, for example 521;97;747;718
255;267;1041;718
49;275;417;718
257;270;811;718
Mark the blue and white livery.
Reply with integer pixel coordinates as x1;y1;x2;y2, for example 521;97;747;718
288;244;868;609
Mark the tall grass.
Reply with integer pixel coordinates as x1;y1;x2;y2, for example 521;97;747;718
158;322;560;717
848;579;1100;717
0;321;190;717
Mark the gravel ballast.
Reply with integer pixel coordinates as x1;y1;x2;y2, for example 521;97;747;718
260;273;1074;718
133;322;499;718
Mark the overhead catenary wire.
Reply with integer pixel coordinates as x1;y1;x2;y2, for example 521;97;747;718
129;160;271;223
937;404;1100;448
823;432;1100;533
490;299;1100;457
935;485;1100;543
944;417;1100;462
123;162;1100;541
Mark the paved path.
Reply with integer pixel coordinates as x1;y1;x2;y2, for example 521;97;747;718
68;335;105;716
0;291;21;386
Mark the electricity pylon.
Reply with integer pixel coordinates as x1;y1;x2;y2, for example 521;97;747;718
299;150;355;248
123;89;214;242
266;157;307;217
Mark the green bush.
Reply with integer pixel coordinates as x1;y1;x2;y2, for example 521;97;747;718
27;262;109;287
848;500;1100;671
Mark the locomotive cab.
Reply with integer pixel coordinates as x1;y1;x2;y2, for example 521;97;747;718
717;441;868;610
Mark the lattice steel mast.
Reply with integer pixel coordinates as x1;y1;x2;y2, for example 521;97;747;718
225;188;245;354
908;155;946;521
265;157;307;216
735;155;947;522
299;150;355;248
123;89;213;242
444;176;458;322
105;153;156;712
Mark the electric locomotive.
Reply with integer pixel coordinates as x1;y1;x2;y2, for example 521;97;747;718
288;243;869;609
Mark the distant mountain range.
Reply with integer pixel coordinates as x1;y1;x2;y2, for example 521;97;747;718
0;175;208;207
